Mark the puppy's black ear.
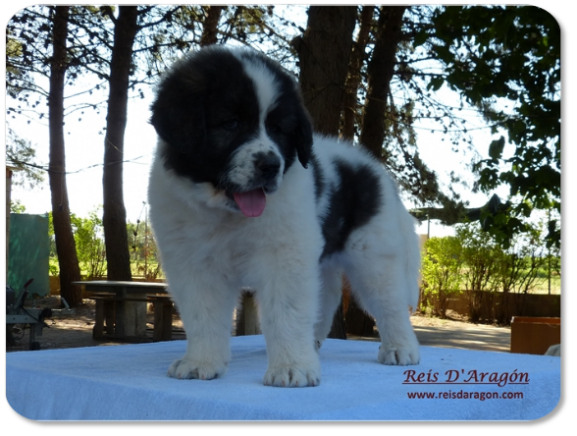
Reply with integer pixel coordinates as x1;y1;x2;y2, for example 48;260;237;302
294;108;314;168
150;83;206;155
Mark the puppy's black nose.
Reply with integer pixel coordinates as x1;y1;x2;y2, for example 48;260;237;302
256;152;281;181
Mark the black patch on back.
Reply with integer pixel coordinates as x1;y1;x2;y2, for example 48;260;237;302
321;159;382;259
309;152;324;200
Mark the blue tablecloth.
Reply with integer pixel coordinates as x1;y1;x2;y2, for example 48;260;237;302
6;335;560;421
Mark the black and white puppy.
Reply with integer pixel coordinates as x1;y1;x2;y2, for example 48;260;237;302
148;46;420;387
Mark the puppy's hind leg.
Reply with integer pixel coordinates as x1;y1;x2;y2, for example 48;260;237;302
345;253;420;366
314;265;345;350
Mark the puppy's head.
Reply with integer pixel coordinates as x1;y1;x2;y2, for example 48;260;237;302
150;46;313;217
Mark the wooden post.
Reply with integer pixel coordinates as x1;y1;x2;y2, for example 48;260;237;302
236;291;261;335
153;296;173;341
6;167;14;282
93;299;105;339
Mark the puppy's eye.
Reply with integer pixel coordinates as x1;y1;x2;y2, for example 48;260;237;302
220;119;239;131
268;124;283;135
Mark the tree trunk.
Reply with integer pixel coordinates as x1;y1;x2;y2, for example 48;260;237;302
200;5;224;46
48;6;82;307
341;6;375;141
102;6;139;281
294;6;356;340
294;6;357;136
344;6;407;335
327;301;346;339
345;298;376;337
359;6;407;160
342;274;376;337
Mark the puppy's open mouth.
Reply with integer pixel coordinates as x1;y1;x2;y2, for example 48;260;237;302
233;188;266;217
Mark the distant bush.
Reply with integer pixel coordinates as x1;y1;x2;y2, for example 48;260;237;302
71;208;107;280
49;208;166;280
455;224;501;323
492;227;549;323
421;236;463;318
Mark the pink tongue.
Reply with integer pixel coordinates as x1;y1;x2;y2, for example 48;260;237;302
233;188;266;217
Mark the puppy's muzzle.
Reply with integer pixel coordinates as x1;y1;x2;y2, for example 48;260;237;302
255;152;281;182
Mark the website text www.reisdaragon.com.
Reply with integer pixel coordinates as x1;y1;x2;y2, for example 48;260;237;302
403;369;529;401
407;390;524;401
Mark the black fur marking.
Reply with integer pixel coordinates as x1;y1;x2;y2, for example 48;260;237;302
309;153;325;201
321;159;382;259
237;50;313;169
150;47;260;187
257;73;313;169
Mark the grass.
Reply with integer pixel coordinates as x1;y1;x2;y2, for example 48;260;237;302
532;276;561;294
49;258;165;281
50;257;560;294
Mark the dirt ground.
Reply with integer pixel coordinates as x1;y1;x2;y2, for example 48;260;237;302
6;297;511;353
6;297;185;352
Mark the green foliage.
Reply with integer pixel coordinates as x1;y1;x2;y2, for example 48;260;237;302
70;207;107;279
46;212;59;276
48;208;166;279
452;221;556;322
456;223;501;292
492;225;551;323
128;218;163;280
455;223;501;322
421;236;463;317
419;5;560;248
10;200;26;214
494;226;547;296
6;129;44;189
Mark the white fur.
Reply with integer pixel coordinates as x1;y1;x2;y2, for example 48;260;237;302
148;136;421;386
149;142;323;386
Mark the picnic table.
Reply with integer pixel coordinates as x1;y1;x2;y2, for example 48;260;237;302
72;280;173;342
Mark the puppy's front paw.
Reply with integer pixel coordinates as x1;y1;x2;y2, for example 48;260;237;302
263;364;321;387
167;357;228;380
378;341;420;366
